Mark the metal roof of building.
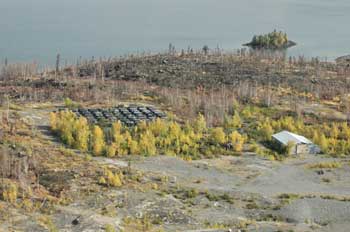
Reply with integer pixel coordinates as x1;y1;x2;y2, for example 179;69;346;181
272;130;313;146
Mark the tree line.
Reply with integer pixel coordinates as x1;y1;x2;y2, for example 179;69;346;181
50;111;246;159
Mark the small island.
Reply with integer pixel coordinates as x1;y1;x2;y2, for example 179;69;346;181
243;30;296;49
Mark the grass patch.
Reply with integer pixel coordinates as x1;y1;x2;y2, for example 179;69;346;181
278;193;300;200
246;202;259;209
104;224;116;232
320;195;350;202
307;162;342;169
278;193;301;205
37;216;58;232
204;191;235;204
9;103;23;111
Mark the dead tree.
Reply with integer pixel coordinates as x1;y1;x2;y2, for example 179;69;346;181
202;45;209;55
56;53;61;74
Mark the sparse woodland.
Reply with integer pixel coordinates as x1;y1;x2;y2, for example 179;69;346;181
1;49;350;231
0;110;128;230
1;50;350;154
1;49;350;158
1;50;350;110
50;111;246;160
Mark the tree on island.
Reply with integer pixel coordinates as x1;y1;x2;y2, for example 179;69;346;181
244;30;295;49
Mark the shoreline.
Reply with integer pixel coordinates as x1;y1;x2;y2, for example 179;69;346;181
1;46;345;69
243;40;297;50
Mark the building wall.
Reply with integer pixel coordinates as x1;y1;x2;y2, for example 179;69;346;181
295;144;309;154
272;138;320;155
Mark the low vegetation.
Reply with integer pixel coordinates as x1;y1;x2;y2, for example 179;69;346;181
0;110;122;230
98;168;123;187
307;162;343;169
50;98;350;161
2;49;350;231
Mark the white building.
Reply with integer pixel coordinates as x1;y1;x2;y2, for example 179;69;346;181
272;130;321;155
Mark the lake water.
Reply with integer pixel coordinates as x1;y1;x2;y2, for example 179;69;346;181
1;0;349;65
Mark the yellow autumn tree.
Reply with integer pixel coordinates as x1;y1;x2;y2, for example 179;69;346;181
91;125;105;156
138;120;148;131
340;122;350;139
312;130;320;146
111;121;128;155
139;130;157;156
2;183;17;204
327;138;337;154
104;169;122;187
49;112;58;131
318;134;328;152
279;116;296;132
229;131;245;152
129;139;140;155
112;121;122;140
258;120;274;141
224;112;242;130
106;144;117;157
330;123;339;139
194;113;207;134
73;117;90;151
210;127;226;144
241;106;253;119
58;111;76;147
117;131;129;156
232;112;242;129
168;121;181;140
122;130;139;155
184;121;198;140
149;118;168;137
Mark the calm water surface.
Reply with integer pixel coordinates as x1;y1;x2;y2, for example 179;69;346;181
0;0;349;64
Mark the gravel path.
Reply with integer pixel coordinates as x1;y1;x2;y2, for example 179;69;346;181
242;159;350;197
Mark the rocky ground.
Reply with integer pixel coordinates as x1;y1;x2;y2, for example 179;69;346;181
1;106;350;232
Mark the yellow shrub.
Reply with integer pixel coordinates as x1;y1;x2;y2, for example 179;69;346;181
112;121;122;142
229;131;245;152
92;125;105;156
105;224;116;232
194;113;207;134
106;145;117;157
105;170;123;187
139;130;157;156
313;130;320;144
210;127;226;144
224;112;242;129
22;198;34;212
99;177;107;185
138;121;148;131
149;118;168;137
129;140;140;155
330;123;339;139
258;120;274;141
52;111;77;147
73;117;90;151
318;134;328;152
2;183;17;204
49;112;58;131
169;121;181;139
341;122;350;139
308;162;342;169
